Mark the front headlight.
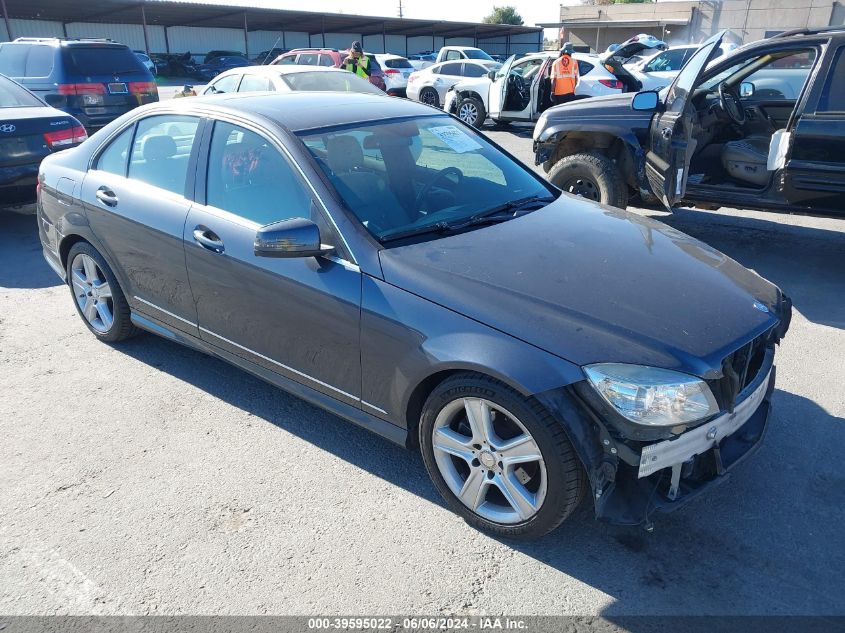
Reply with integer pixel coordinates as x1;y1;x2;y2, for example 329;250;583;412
584;364;718;427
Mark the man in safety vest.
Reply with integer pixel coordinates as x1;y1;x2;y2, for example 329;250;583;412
550;43;579;106
342;41;371;80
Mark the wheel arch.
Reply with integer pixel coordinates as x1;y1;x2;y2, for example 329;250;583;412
58;229;131;298
542;128;644;190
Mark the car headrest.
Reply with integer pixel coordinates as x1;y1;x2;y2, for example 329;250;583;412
326;135;364;174
142;135;178;161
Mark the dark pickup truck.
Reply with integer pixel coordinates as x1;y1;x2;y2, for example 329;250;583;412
533;27;845;216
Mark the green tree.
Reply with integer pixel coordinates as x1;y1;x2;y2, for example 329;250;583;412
483;6;524;25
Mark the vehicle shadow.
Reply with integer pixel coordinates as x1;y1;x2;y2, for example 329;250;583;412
645;207;845;330
114;334;844;615
0;211;63;290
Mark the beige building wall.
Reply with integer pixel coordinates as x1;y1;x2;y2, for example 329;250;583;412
558;0;843;51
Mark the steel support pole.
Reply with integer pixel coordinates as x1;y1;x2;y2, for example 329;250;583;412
0;0;12;42
140;2;151;56
243;12;249;58
382;21;386;53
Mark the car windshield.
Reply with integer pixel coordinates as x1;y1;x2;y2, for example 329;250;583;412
0;76;42;107
281;71;384;94
298;115;555;244
464;49;493;61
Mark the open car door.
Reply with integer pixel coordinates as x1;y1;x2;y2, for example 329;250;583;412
487;54;516;120
645;31;726;209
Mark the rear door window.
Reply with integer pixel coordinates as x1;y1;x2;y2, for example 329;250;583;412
445;50;462;61
819;46;845;113
297;53;319;65
238;75;273;92
440;62;462;77
128;115;200;196
318;54;335;67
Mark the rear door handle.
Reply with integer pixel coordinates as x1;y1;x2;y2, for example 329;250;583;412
95;186;118;207
192;226;225;254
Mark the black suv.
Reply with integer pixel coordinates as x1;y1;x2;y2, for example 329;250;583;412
0;38;158;130
533;28;845;216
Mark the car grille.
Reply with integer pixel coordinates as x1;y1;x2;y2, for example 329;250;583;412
710;331;772;413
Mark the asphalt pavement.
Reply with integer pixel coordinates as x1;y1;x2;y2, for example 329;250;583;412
1;119;843;617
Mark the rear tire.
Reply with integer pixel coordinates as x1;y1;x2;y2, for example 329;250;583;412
419;372;586;539
548;151;629;209
456;96;486;129
419;87;440;108
66;242;137;343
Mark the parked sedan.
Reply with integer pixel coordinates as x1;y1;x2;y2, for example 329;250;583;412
38;93;791;538
194;56;251;82
0;74;86;208
197;66;386;96
407;59;501;108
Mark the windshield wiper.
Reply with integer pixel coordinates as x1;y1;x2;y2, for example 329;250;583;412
379;195;555;244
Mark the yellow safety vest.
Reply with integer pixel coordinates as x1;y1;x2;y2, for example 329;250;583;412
344;55;370;79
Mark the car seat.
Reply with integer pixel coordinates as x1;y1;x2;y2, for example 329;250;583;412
721;136;771;187
137;135;182;192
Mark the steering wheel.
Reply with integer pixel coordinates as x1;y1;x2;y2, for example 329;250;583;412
508;73;527;97
719;82;746;125
415;167;463;211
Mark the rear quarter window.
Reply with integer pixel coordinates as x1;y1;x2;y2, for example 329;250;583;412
0;44;29;77
577;60;594;75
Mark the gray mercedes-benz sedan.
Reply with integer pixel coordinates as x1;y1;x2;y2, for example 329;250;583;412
37;93;791;538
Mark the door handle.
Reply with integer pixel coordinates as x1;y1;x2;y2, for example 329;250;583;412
661;127;673;140
95;186;118;207
192;226;225;254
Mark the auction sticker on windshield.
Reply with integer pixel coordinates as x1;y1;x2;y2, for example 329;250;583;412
428;125;483;153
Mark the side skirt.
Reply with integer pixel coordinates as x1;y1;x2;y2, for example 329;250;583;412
130;312;408;447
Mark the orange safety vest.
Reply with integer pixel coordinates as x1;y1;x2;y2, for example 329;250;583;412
551;54;579;96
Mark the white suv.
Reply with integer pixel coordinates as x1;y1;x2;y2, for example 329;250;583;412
374;54;415;97
444;52;623;128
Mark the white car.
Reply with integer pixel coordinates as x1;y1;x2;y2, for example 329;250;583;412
444;52;624;128
627;43;739;91
134;51;156;76
373;54;415;96
407;59;502;108
197;65;386;96
434;46;495;64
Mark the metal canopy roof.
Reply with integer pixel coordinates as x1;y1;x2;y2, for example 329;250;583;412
538;18;692;29
2;0;542;38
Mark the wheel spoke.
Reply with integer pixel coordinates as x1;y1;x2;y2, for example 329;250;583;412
459;468;487;511
81;256;98;283
82;297;98;322
432;427;474;462
464;399;495;445
71;270;88;297
95;302;113;329
94;281;112;300
498;433;542;466
493;472;538;521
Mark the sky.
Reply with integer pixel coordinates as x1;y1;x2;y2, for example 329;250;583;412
171;0;563;31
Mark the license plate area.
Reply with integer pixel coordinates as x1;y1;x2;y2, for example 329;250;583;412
108;82;128;94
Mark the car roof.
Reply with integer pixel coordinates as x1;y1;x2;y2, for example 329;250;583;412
216;65;345;77
157;92;442;133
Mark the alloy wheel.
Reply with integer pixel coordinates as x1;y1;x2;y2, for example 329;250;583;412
458;102;479;126
421;89;438;106
431;397;547;524
70;253;114;333
561;176;601;201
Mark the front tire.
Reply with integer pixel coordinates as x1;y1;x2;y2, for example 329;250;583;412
419;373;585;539
419;87;440;108
456;96;486;129
548;151;629;209
66;242;137;343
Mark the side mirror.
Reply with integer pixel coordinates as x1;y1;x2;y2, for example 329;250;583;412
487;70;497;80
631;90;660;111
739;82;755;98
254;217;334;259
44;94;65;108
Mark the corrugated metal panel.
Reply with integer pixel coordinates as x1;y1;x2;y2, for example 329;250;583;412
2;18;65;40
443;37;474;47
284;32;309;49
166;26;246;55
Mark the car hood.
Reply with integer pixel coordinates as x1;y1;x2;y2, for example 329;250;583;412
379;198;782;377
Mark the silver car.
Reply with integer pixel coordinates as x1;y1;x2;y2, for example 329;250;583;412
407;59;501;108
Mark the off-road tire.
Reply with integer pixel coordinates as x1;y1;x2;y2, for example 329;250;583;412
548;151;629;209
